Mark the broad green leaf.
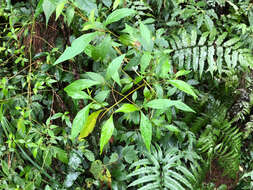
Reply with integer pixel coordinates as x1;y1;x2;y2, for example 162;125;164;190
106;54;125;86
66;6;75;26
56;0;67;20
71;104;90;140
64;79;101;94
146;99;195;112
85;72;105;84
140;52;152;73
115;103;139;113
54;32;97;65
94;90;110;102
100;115;114;154
168;80;197;98
175;70;191;78
105;8;135;26
140;23;153;52
67;91;91;100
140;112;152;152
79;110;102;139
42;0;56;26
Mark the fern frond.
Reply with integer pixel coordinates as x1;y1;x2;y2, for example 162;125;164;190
127;146;201;189
168;29;252;78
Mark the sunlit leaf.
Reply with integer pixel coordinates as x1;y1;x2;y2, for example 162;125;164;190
79;110;102;139
115;103;139;113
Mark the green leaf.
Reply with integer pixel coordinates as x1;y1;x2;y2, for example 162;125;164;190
140;52;152;73
53;146;68;164
42;0;56;26
223;37;240;47
66;6;75;26
113;0;121;10
100;115;114;154
140;23;153;52
115;103;139;113
105;8;135;26
164;125;180;133
64;79;101;94
168;80;197;98
106;54;125;86
199;46;207;78
174;70;191;78
140;112;152;152
215;32;227;46
191;28;197;46
66;91;91;100
56;0;67;20
146;99;195;112
35;0;44;19
84;149;95;161
71;104;90;140
79;110;102;139
1;160;9;176
54;32;97;65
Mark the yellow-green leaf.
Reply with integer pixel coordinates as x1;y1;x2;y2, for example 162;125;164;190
115;104;139;113
79;110;102;139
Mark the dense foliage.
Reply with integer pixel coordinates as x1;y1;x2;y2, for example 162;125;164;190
0;0;253;189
